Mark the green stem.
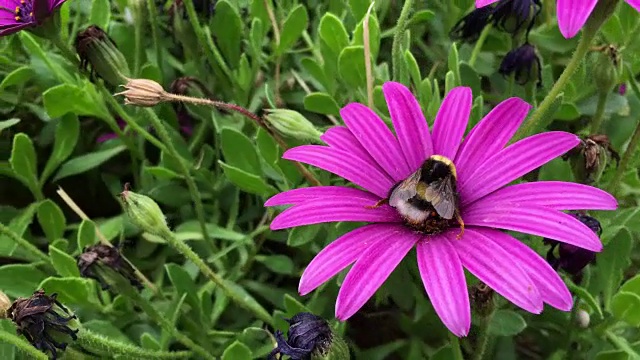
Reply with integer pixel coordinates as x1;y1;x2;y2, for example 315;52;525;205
608;115;640;195
145;0;163;79
605;330;639;358
143;109;214;248
514;25;598;140
391;0;413;82
0;223;52;264
133;5;143;76
0;330;48;360
158;227;273;325
119;282;215;360
590;91;609;133
50;36;80;67
449;332;464;360
473;311;495;360
76;328;191;359
469;24;492;67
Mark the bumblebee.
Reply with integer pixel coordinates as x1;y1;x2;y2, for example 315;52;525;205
370;155;464;236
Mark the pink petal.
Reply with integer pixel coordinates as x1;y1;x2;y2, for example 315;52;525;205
459;132;580;206
336;226;418;320
476;228;573;311
299;224;399;295
463;204;603;252
265;186;379;207
283;145;394;198
383;82;433;172
432;87;472;159
626;0;640;11
270;197;400;230
472;181;618;211
476;0;498;6
416;235;470;337
454;229;543;313
556;0;598;38
455;98;531;181
340;103;411;181
321;127;381;169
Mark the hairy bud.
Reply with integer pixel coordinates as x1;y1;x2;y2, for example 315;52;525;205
265;109;322;142
115;78;169;107
120;185;170;236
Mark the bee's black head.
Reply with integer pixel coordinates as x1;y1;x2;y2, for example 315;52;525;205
420;158;454;183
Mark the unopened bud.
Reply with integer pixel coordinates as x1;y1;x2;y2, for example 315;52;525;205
0;291;11;318
592;45;622;93
576;309;590;328
265;109;322;142
564;134;619;184
120;185;170;236
76;26;130;87
115;78;169;107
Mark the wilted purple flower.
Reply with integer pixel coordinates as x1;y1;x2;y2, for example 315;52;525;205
77;244;142;291
499;43;541;86
265;82;617;336
491;0;541;35
268;313;333;360
0;0;66;36
450;7;494;43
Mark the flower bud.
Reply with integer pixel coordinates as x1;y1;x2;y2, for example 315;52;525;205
591;45;622;94
115;78;169;107
576;309;590;328
75;25;130;87
268;312;350;360
0;291;11;319
120;186;170;236
265;109;322;142
564;134;619;184
499;43;541;87
77;244;142;291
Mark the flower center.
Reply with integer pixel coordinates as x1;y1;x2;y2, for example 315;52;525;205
0;0;35;23
387;155;464;235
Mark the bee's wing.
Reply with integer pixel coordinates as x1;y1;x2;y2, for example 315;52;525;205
421;178;456;219
389;171;420;204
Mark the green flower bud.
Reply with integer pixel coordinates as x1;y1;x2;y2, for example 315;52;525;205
591;45;622;93
265;109;323;142
120;187;170;236
75;26;130;87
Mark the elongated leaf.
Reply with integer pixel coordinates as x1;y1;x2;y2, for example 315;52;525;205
41;114;80;184
10;133;39;197
53;145;126;181
277;5;308;54
37;200;66;241
49;247;81;278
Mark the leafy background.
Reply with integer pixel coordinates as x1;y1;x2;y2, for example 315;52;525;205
0;0;640;359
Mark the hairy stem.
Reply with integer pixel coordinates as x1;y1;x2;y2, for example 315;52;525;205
469;24;492;67
590;91;609;134
449;332;464;360
0;223;51;265
608;115;640;195
0;329;48;360
473;310;495;360
391;0;414;82
76;328;191;359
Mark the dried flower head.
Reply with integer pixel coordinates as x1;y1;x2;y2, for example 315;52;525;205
564;134;619;184
77;244;142;291
9;290;78;359
75;25;129;86
114;78;169;107
491;0;541;36
499;43;542;86
450;7;494;43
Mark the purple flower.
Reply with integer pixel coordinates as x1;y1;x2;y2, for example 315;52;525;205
0;0;66;36
477;0;640;38
265;82;617;337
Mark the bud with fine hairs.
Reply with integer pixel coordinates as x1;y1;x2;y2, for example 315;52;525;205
0;291;11;319
120;184;171;236
591;44;622;94
115;78;170;107
75;25;130;87
264;109;323;142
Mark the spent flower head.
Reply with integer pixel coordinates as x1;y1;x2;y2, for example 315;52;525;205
0;0;66;36
449;6;494;43
265;82;617;336
115;78;169;107
75;25;130;87
9;290;78;359
491;0;541;36
499;43;541;87
77;243;142;291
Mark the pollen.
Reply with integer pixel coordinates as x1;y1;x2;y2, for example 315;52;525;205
15;16;20;21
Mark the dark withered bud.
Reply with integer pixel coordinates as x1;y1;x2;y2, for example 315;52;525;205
544;213;600;284
499;43;541;87
9;290;78;359
450;7;494;43
268;313;349;360
492;0;541;36
75;25;130;87
591;45;622;93
470;283;495;317
564;134;619;184
77;244;142;291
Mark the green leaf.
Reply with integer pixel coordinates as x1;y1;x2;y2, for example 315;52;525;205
10;133;39;197
589;229;633;309
78;219;98;249
219;277;272;323
303;92;341;116
90;0;111;29
338;46;366;89
567;282;604;319
277;5;308;55
36;200;66;241
39;277;101;307
41;114;80;184
488;310;527;336
318;13;349;55
53;145;127;181
211;0;243;66
354;13;380;60
286;224;321;247
283;293;310;316
165;264;203;319
43;84;109;120
0;203;38;258
49;247;81;277
620;274;640;295
222;341;252;360
220;128;261;175
256;255;294;275
0;119;20;134
0;264;47;298
611;292;640;326
0;66;34;90
348;0;371;20
219;161;272;196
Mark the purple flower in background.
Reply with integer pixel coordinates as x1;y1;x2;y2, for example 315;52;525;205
477;0;640;38
618;83;627;96
0;0;66;36
265;82;617;336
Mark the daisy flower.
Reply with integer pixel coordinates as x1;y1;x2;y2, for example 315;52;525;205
0;0;67;36
265;82;617;336
476;0;640;38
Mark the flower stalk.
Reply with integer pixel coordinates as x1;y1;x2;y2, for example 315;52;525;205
391;0;413;82
590;91;609;134
0;223;51;265
76;328;192;359
608;115;640;195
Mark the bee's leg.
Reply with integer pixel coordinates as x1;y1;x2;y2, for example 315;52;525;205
455;212;465;239
365;198;388;209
